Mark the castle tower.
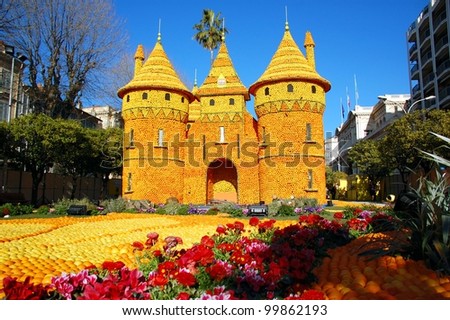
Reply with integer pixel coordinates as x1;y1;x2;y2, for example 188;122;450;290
117;33;195;203
184;33;259;204
249;22;331;204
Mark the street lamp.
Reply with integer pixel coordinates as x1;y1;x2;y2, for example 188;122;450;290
337;146;352;172
5;45;28;123
404;95;436;113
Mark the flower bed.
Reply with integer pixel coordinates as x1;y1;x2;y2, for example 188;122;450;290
1;208;450;299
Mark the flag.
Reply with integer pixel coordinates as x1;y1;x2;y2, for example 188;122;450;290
346;86;351;111
354;74;359;106
340;97;345;120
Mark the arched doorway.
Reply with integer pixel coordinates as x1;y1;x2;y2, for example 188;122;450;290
206;158;238;203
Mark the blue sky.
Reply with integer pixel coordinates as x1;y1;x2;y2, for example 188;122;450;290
113;0;427;134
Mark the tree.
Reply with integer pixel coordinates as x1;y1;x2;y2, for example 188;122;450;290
3;0;127;117
0;0;21;37
348;139;390;200
89;127;123;200
8;114;58;205
193;9;228;64
51;119;96;199
381;109;450;189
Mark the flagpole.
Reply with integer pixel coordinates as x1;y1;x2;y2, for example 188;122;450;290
340;97;344;125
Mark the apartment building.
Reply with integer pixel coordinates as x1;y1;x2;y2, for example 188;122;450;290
0;41;29;122
407;0;450;110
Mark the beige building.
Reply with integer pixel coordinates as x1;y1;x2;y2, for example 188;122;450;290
0;41;29;122
82;105;122;129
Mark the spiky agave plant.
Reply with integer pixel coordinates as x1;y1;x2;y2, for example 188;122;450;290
409;132;450;274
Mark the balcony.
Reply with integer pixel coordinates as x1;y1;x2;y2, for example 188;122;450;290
419;29;431;46
435;36;449;57
409;43;418;56
420;51;433;68
410;63;419;79
412;83;421;97
407;21;417;41
439;87;450;109
437;60;450;82
423;73;435;91
433;11;447;33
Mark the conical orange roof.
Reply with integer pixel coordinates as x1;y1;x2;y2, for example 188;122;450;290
118;40;195;102
197;42;250;100
249;27;330;95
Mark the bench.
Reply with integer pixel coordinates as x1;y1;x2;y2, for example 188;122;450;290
248;204;268;216
67;205;88;215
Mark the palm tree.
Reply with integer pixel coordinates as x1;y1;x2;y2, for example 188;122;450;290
193;9;228;65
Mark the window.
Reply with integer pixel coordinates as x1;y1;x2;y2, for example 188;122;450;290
181;97;185;103
158;129;164;147
129;129;135;147
219;126;225;143
142;92;148;100
287;84;294;92
209;99;215;106
165;93;170;101
264;87;270;96
306;123;312;140
229;98;235;105
126;95;130;102
261;126;268;144
127;173;132;192
311;85;316;93
307;169;313;189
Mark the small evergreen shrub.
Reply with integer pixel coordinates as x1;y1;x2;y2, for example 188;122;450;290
277;204;295;216
100;197;127;214
36;205;50;215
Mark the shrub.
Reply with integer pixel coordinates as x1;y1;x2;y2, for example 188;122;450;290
176;204;189;215
277;204;295;216
396;132;450;274
35;205;50;215
267;201;282;216
100;197;127;214
217;202;244;217
52;197;98;215
163;201;181;215
0;203;33;216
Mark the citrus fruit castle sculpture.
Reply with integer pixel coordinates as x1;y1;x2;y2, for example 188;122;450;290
117;20;331;205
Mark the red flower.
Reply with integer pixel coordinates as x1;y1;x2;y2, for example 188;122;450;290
2;276;52;300
148;273;168;287
102;261;125;271
333;212;344;220
157;261;176;275
163;236;182;251
230;251;251;265
206;262;233;282
217;243;234;252
147;232;159;241
175;271;196;287
200;235;215;248
258;219;276;231
299;289;325;300
176;292;190;300
249;217;260;226
216;225;227;234
132;241;145;251
153;250;162;257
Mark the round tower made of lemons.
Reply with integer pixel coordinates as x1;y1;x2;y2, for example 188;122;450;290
249;22;331;204
117;33;195;203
